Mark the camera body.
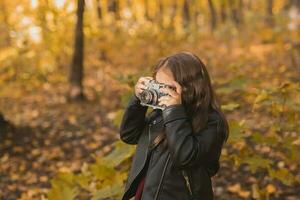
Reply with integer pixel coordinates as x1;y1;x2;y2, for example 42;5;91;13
139;79;175;110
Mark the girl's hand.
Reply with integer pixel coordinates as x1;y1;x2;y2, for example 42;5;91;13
158;81;182;107
134;76;153;98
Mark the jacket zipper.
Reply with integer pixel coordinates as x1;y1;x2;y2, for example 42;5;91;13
154;153;171;200
126;122;152;200
147;116;170;200
182;170;193;197
139;122;153;200
148;123;152;148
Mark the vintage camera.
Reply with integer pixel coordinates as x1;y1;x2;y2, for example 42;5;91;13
139;79;175;110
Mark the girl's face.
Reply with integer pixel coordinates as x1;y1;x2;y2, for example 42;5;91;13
155;67;175;87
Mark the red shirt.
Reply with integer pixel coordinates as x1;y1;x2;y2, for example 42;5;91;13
134;137;154;200
134;174;146;200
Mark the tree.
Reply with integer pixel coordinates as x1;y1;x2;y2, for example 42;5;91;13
208;0;217;30
108;0;120;20
284;0;300;10
228;0;243;26
145;0;152;21
0;1;11;46
96;0;102;21
69;0;85;101
0;113;9;134
266;0;274;26
183;0;191;28
220;0;227;23
0;113;6;125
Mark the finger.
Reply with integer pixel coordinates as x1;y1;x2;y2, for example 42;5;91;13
136;86;146;93
143;76;153;80
158;99;168;106
158;96;171;101
159;100;172;107
161;87;178;98
139;76;153;82
138;78;146;84
164;88;178;97
137;83;147;90
139;77;153;85
170;81;182;94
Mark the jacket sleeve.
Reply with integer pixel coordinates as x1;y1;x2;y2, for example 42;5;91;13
119;93;148;145
162;104;223;169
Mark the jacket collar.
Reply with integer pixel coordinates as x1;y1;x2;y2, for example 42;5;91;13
147;109;163;125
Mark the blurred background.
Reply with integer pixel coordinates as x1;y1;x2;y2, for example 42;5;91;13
0;0;299;199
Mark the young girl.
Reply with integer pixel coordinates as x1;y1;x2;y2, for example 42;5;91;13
119;51;229;200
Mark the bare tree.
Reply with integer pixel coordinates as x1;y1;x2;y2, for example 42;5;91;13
220;0;227;23
0;113;10;135
69;0;85;100
108;0;120;20
266;0;274;26
284;0;300;10
96;0;102;21
0;2;11;46
183;0;191;28
228;0;243;26
170;2;177;29
208;0;217;30
145;0;152;21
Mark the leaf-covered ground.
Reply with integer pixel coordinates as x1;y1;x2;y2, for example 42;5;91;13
0;64;127;199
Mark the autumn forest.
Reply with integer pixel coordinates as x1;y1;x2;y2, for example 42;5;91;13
0;0;299;200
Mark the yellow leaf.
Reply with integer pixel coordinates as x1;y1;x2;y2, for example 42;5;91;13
266;184;276;194
227;183;250;198
227;183;241;193
221;103;240;111
59;167;72;173
68;115;77;124
40;176;48;182
251;184;260;199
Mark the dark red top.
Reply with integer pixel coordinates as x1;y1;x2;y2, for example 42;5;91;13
134;132;155;200
134;174;146;200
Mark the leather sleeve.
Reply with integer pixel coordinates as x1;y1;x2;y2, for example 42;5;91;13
119;93;148;145
162;104;223;169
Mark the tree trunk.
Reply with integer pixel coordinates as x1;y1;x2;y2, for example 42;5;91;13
284;0;300;10
157;1;164;28
229;0;243;26
208;0;217;30
266;0;274;26
0;2;11;46
0;113;7;125
145;0;151;21
238;0;244;23
108;0;120;20
69;0;85;101
0;113;10;135
183;0;191;28
220;0;227;23
96;0;102;20
170;2;177;30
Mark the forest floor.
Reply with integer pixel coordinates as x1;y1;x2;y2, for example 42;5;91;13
0;65;127;199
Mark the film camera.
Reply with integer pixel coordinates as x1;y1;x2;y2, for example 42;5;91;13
139;79;176;110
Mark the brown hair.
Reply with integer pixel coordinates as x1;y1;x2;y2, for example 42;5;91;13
149;51;229;152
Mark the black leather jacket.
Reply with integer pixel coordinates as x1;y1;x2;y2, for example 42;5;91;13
119;94;225;200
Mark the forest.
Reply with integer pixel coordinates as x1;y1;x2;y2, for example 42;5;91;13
0;0;299;199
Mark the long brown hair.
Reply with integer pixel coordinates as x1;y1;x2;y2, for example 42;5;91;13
149;51;229;152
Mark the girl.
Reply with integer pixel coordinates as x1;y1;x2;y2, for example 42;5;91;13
119;51;229;200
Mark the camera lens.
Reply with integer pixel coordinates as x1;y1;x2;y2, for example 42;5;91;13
140;90;158;105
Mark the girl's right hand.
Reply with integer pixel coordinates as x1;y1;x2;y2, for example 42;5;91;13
135;76;153;98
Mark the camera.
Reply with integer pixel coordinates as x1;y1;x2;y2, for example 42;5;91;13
139;79;175;110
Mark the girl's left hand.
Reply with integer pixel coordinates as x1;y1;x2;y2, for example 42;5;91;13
158;81;182;107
